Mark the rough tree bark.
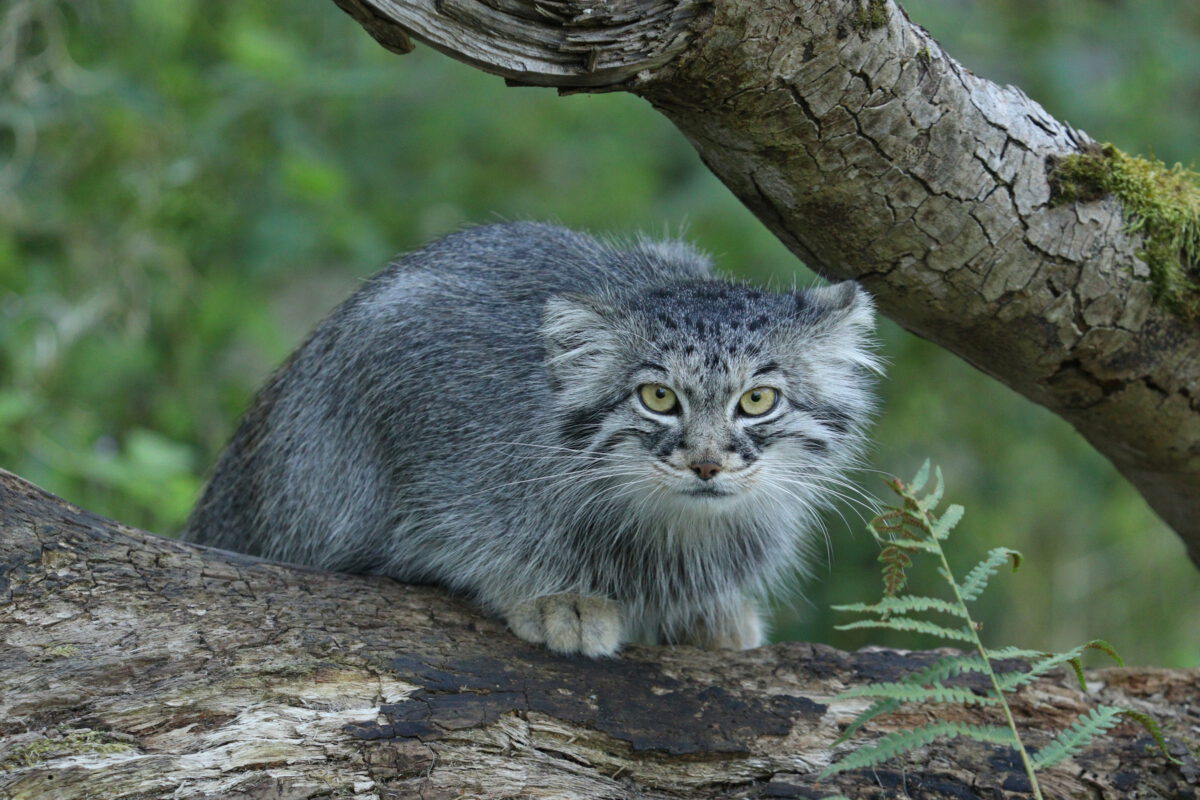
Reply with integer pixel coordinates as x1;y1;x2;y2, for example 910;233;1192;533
2;470;1197;798
328;0;1200;566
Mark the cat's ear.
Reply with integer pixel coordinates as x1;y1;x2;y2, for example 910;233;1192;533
793;281;881;374
540;293;624;388
799;281;874;332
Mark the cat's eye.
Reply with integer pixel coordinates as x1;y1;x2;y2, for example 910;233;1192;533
738;386;778;417
638;383;679;414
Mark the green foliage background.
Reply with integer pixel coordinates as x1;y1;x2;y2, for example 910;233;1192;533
2;0;1197;666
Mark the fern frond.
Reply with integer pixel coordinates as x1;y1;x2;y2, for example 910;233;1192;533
1030;706;1125;769
832;595;969;619
1082;639;1124;667
984;646;1049;660
878;544;912;596
1117;710;1183;764
832;462;1174;800
822;721;1016;777
908;653;986;682
998;640;1126;691
908;460;932;494
834;697;902;745
958;547;1022;602
1065;640;1124;688
890;538;942;554
834;653;985;744
920;465;945;510
931;504;964;540
998;647;1084;691
834;617;976;643
838;683;1000;707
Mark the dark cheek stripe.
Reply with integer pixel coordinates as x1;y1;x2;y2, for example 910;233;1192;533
654;428;682;459
732;432;761;463
559;397;624;449
788;400;854;436
597;422;672;456
744;427;770;449
814;405;852;435
801;438;830;454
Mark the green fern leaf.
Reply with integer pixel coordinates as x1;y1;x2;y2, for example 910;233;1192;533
1030;706;1125;769
1117;710;1183;764
908;653;991;683
1017;640;1125;690
834;617;976;643
984;646;1049;660
1058;641;1122;689
822;721;1016;777
959;547;1022;602
834;697;902;745
838;683;1000;706
987;640;1118;695
920;465;945;510
931;504;964;540
1065;657;1088;691
909;460;932;494
834;653;989;744
832;595;969;619
998;646;1086;691
1082;639;1125;667
890;538;942;554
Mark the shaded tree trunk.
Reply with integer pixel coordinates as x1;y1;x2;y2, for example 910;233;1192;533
328;0;1200;566
1;471;1196;798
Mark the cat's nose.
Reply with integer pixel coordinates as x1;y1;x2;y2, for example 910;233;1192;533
691;461;722;481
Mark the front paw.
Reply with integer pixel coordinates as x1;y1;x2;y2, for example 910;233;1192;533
682;599;766;650
504;594;623;657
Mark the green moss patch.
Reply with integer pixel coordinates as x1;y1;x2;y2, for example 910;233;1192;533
1;730;134;771
1050;143;1200;315
854;0;889;31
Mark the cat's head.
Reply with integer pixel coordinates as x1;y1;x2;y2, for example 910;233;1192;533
540;278;879;516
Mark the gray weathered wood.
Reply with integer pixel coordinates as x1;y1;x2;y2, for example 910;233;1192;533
1;470;1196;798
327;0;707;86
326;0;1200;567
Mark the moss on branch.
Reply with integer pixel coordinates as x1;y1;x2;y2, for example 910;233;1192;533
853;0;889;32
1050;143;1200;315
1;731;134;771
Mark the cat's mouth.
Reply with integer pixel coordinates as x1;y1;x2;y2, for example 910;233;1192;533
684;485;733;497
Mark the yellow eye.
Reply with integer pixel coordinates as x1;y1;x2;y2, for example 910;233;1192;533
638;384;679;414
738;386;778;416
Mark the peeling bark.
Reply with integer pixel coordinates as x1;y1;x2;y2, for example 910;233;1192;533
1;471;1197;798
325;0;1200;566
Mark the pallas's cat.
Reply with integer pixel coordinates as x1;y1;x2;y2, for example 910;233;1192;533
185;222;878;656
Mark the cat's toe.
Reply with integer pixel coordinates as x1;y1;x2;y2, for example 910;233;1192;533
505;594;623;657
682;599;767;650
545;595;622;657
505;599;548;645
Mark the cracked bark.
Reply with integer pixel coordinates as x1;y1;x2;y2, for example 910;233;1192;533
2;470;1197;798
325;0;1200;566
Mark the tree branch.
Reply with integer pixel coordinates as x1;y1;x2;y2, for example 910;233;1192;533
326;0;1200;566
1;470;1195;798
327;0;706;86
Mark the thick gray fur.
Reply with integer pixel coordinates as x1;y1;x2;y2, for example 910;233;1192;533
184;222;879;656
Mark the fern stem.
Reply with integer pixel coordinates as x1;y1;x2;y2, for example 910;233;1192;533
929;522;1045;800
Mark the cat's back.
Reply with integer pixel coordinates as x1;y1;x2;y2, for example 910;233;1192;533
358;221;713;320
